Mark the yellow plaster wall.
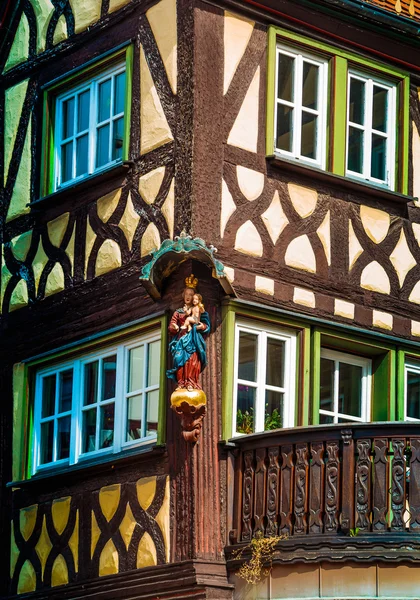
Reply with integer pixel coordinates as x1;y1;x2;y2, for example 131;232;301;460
68;0;101;34
30;0;55;53
3;14;30;73
4;80;29;185
146;0;178;94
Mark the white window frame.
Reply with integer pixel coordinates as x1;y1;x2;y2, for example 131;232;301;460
404;361;420;422
54;61;126;191
232;320;297;436
32;330;160;474
274;44;328;169
319;348;372;424
346;70;396;189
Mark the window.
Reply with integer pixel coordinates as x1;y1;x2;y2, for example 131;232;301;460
33;331;161;473
233;321;296;435
319;349;371;424
405;361;420;421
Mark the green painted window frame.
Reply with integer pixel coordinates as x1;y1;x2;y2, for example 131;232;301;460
267;26;409;194
40;44;133;198
396;348;420;421
12;316;167;482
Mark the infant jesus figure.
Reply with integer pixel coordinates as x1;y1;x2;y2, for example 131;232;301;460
180;293;205;332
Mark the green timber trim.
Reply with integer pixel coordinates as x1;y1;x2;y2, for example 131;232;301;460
266;26;277;156
311;330;322;425
222;304;236;440
299;324;311;426
372;349;396;421
396;349;406;421
399;76;410;195
13;363;29;482
157;315;168;445
123;44;133;161
330;55;347;176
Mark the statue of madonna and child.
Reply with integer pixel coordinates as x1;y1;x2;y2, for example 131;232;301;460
166;274;210;441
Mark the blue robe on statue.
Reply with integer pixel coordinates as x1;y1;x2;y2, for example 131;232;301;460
166;311;210;383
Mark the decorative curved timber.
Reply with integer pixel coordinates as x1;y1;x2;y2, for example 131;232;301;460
140;231;235;300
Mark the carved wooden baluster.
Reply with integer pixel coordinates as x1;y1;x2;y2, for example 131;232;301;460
241;450;254;542
409;438;420;532
294;443;309;535
253;447;267;537
324;440;340;533
355;439;372;531
266;446;280;536
279;444;294;535
341;429;355;533
309;442;324;534
372;438;389;531
391;438;406;531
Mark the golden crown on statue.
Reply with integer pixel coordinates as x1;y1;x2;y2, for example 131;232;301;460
185;273;198;289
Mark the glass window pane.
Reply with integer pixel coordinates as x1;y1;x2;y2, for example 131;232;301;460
62;97;75;138
127;394;142;441
277;54;294;102
76;135;89;177
236;384;256;434
42;374;56;418
146;389;159;436
99;403;114;448
371;134;386;181
347;127;364;173
320;358;334;413
61;142;73;183
301;111;317;159
266;337;285;388
58;370;73;413
84;361;98;405
147;340;161;387
265;390;283;431
96;124;110;168
102;356;116;400
112;117;124;161
98;78;112;122
41;420;54;464
302;62;318;110
276;104;293;152
238;332;257;381
77;90;90;132
349;78;365;125
128;346;144;392
82;408;97;453
114;72;126;115
338;362;363;417
319;412;334;424
57;416;70;459
372;86;388;133
407;370;420;419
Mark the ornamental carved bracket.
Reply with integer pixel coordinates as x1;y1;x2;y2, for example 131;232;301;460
140;231;236;300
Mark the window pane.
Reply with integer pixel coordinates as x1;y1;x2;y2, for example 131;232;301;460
301;111;317;159
61;142;73;183
147;340;161;387
77;90;90;132
62;97;75;138
320;358;334;413
238;332;257;381
96;124;110;168
82;408;97;453
41;420;54;464
57;416;70;459
114;72;126;115
349;78;365;125
265;390;283;431
302;62;318;110
407;370;420;419
98;78;112;122
371;134;386;181
42;374;56;418
128;346;144;392
112;117;124;161
84;361;98;405
58;370;73;413
146;389;159;436
277;54;294;102
319;412;334;424
102;355;116;400
99;403;114;448
276;104;293;152
372;86;388;133
76;135;89;177
236;384;256;434
127;394;142;441
266;338;284;388
338;362;363;417
347;127;364;173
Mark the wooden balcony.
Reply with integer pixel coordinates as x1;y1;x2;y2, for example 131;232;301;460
225;423;420;565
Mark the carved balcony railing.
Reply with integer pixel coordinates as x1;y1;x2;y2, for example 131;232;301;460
225;423;420;564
